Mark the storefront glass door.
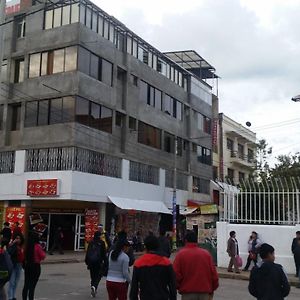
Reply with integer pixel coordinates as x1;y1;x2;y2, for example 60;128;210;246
75;214;85;251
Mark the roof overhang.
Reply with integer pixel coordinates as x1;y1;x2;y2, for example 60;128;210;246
108;196;171;214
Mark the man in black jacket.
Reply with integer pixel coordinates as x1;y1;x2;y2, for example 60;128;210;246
249;243;290;300
130;235;176;300
291;231;300;276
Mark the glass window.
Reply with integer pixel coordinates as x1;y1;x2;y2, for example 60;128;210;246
197;112;204;131
50;98;63;124
176;101;182;120
148;86;155;106
203;116;211;134
109;24;114;42
139;81;148;104
10;104;21;131
227;138;234;151
1;60;7;83
25;101;38;127
29;53;41;78
170;67;174;81
0;105;3;130
164;95;173;116
16;17;26;38
79;4;85;24
174;69;178;84
138;121;161;149
92;11;97;32
62;96;75;122
85;7;92;28
90;102;100;129
45;10;53;29
90;54;99;79
155;89;162;110
164;132;175;153
127;36;132;54
78;47;90;75
62;5;71;26
132;40;137;57
53;7;62;28
65;46;77;72
38;100;49;126
41;52;48;75
101;59;112;86
14;58;24;83
53;49;64;73
148;52;153;68
98;15;103;36
75;97;89;126
70;3;79;23
103;20;109;39
152;54;157;70
115;111;125;127
130;74;138;86
129;117;136;130
178;72;183;87
100;106;112;133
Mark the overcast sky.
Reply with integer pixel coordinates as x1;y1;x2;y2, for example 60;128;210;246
95;0;300;163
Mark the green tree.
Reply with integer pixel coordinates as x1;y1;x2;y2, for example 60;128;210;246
271;153;300;178
255;139;272;179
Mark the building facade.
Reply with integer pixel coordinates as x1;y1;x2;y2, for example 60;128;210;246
0;0;218;250
214;113;256;184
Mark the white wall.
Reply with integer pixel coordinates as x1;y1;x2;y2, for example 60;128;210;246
217;221;300;274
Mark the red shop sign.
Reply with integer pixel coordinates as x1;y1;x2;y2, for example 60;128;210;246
27;179;59;197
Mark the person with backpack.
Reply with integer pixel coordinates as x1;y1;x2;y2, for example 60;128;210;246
0;238;13;300
85;231;108;298
106;239;131;300
7;233;25;300
22;232;46;300
49;226;64;255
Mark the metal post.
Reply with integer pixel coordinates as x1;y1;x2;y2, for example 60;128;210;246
172;137;178;251
0;0;6;82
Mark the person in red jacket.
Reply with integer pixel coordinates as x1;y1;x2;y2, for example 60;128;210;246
173;230;219;300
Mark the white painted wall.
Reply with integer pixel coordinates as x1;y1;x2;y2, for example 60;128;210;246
217;221;300;274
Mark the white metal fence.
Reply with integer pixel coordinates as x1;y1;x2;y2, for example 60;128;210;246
219;177;300;225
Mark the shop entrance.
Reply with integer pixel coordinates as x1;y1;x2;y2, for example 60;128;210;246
35;213;85;252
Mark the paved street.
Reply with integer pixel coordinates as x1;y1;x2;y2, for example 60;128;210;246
12;262;300;300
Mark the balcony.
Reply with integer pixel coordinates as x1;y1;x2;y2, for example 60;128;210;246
230;151;255;168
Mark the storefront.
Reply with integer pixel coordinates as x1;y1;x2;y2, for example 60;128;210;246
31;200;99;251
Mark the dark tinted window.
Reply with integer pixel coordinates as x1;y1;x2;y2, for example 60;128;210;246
100;106;112;133
138;121;161;149
90;102;101;129
139;81;148;103
62;97;75;122
38;100;49;126
50;98;63;124
10;104;21;131
75;97;89;126
101;59;113;86
90;54;99;80
25;102;38;127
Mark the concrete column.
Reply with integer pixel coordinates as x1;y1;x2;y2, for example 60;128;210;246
14;150;26;174
159;168;165;187
122;159;129;181
216;221;228;268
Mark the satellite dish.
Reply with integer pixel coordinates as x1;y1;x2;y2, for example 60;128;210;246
246;121;251;127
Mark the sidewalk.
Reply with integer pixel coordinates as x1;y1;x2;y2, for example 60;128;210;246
43;251;300;287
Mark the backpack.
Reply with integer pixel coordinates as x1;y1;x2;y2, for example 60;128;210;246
86;242;101;265
0;249;13;288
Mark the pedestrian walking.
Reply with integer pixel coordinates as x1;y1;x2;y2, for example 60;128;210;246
49;226;64;255
22;232;46;300
226;231;240;273
97;224;111;251
7;233;25;300
85;231;108;298
293;238;300;288
12;223;22;239
243;231;262;271
0;238;13;300
106;239;131;300
248;243;290;300
0;223;12;247
173;230;218;300
130;235;176;300
291;231;300;277
158;229;171;258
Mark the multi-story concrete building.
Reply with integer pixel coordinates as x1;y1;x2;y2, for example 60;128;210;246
0;0;218;250
213;113;256;184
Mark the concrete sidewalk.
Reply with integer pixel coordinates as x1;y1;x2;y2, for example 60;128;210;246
43;251;300;287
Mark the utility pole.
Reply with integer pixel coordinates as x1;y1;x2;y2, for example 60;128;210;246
0;0;6;84
172;137;178;251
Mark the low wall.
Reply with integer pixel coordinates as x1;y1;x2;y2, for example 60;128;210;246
217;222;300;274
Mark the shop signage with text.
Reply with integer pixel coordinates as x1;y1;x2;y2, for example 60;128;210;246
27;179;59;197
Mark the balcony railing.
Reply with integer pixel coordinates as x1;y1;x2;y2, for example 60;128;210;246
0;151;15;174
231;151;255;164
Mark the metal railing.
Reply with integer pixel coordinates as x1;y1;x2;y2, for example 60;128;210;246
0;151;15;174
219;177;300;225
129;161;159;185
25;147;122;178
230;151;255;164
